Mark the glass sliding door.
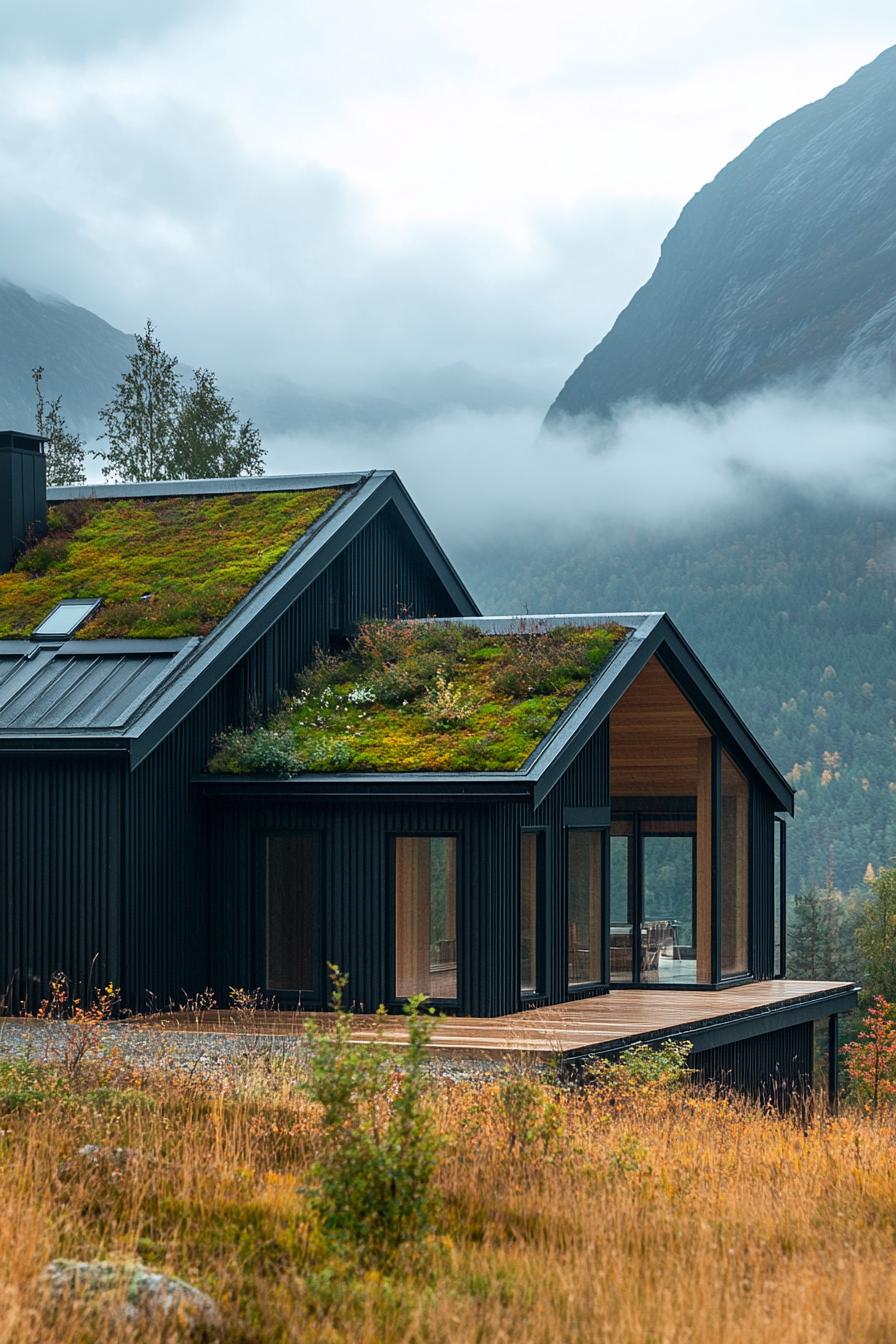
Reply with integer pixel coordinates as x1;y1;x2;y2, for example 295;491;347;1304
720;753;750;977
265;835;318;998
567;829;603;987
609;820;634;982
641;818;697;983
394;836;457;1001
520;832;542;997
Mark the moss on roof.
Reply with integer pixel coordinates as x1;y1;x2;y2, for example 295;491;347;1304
0;488;343;639
208;618;630;776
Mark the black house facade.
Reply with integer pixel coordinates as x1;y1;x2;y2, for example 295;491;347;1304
0;432;856;1094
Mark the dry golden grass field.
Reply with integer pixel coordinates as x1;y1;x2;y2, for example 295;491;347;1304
0;1018;894;1344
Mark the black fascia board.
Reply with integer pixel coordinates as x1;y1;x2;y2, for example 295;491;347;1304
0;734;129;757
194;773;531;801
381;473;480;618
122;470;479;767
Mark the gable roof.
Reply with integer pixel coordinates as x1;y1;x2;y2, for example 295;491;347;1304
199;612;795;813
0;471;479;761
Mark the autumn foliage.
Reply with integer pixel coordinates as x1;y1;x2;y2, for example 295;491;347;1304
842;994;896;1110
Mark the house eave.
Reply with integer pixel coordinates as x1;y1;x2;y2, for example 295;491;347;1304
195;771;533;801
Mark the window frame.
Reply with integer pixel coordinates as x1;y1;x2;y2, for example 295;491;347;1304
717;747;753;983
520;827;547;1002
565;824;608;994
389;832;460;1009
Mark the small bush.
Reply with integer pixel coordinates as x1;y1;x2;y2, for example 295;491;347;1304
210;726;299;776
586;1039;693;1098
497;1073;562;1158
303;967;442;1261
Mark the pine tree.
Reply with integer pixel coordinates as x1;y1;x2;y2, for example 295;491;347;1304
856;866;896;1001
171;368;264;480
98;320;180;482
788;884;841;978
32;367;86;486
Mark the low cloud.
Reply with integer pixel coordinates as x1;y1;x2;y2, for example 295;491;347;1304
260;373;896;547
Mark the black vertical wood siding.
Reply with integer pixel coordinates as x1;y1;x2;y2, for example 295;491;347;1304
0;757;123;1010
690;1020;814;1105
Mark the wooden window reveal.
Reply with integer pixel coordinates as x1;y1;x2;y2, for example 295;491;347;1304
395;837;457;1000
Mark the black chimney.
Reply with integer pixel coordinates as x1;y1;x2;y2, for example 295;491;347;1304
0;429;47;572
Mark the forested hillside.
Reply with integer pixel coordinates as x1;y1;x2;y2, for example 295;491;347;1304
458;496;896;897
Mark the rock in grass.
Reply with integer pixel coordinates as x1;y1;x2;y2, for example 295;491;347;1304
57;1143;142;1183
40;1259;223;1339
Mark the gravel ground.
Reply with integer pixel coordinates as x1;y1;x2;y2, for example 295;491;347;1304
0;1018;523;1083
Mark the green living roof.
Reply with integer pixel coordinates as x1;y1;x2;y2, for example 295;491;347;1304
208;618;630;775
0;488;343;639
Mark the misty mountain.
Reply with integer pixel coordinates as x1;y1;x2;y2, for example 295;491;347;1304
548;45;896;421
0;279;134;435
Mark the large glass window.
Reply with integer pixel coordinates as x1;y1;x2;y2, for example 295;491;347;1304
265;835;318;996
641;817;697;984
394;837;457;1000
520;832;542;996
720;753;750;977
567;830;603;986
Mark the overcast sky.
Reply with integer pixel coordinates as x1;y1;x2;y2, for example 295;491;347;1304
0;2;893;404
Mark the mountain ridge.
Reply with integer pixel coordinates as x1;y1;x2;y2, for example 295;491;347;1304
547;45;896;421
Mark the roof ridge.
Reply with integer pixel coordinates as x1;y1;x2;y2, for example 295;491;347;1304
48;470;371;501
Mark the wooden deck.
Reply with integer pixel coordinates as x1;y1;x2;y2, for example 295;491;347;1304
144;980;857;1062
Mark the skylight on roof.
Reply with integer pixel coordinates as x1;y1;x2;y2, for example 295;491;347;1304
32;599;101;641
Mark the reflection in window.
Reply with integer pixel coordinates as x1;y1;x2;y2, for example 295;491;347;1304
266;835;317;995
395;837;457;1000
641;817;697;983
720;753;750;977
568;830;602;986
609;820;633;982
520;832;541;995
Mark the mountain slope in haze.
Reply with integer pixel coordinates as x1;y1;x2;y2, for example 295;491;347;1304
548;45;896;421
0;279;135;434
0;279;535;440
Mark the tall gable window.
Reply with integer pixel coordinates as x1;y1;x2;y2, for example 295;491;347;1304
394;837;457;1000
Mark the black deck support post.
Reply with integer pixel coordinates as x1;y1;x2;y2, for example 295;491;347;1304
828;1014;839;1112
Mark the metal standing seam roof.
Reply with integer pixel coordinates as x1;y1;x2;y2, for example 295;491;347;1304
0;641;195;729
